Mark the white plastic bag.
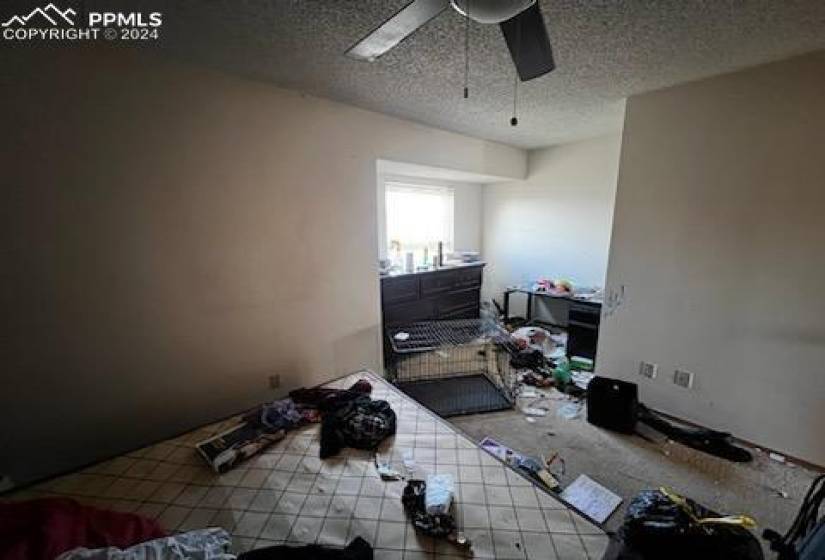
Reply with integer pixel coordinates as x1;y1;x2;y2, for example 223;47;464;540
425;474;454;516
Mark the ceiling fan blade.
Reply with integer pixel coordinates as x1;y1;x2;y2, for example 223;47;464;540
500;2;555;81
346;0;450;61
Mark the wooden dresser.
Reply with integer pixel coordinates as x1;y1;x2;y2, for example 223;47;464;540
380;263;485;327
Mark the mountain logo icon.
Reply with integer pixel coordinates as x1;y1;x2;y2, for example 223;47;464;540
2;3;77;27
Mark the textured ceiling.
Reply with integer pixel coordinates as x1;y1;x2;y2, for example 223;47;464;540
137;0;825;148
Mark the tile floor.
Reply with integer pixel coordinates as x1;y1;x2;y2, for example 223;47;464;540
5;371;609;559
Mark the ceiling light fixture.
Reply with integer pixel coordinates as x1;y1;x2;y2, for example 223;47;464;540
450;0;535;24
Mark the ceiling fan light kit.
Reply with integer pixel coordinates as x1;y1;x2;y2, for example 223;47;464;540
345;0;555;127
449;0;536;24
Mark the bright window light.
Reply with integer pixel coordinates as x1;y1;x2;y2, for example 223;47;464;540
385;182;454;265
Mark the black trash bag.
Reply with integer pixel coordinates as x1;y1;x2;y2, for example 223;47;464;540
606;489;763;560
401;480;456;538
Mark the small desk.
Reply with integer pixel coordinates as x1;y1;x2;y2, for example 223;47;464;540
503;288;602;362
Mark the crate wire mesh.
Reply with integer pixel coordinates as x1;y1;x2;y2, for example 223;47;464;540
385;318;519;417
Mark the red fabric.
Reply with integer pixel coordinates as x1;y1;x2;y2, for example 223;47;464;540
0;498;167;560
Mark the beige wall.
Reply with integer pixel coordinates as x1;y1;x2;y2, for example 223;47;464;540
482;134;622;320
0;47;525;486
599;52;825;466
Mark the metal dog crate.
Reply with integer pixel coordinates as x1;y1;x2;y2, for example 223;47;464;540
385;319;518;417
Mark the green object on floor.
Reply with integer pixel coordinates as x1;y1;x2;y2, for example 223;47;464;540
570;356;594;371
553;357;572;385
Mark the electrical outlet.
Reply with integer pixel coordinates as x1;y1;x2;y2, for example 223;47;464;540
673;369;694;389
268;374;281;389
639;361;658;380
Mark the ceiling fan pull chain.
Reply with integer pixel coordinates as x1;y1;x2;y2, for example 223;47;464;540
463;0;471;99
511;14;521;126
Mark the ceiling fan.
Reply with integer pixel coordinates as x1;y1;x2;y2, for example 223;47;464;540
345;0;555;83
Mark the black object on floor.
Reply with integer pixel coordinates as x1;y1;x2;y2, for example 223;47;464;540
398;374;511;417
587;376;639;434
637;403;753;463
402;480;455;538
763;474;825;560
604;489;763;560
238;536;372;559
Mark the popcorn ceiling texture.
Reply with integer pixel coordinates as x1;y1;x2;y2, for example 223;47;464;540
99;1;825;148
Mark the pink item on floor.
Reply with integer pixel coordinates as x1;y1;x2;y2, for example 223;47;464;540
0;498;167;560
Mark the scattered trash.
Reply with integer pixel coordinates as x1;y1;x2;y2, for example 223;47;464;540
522;406;548;417
557;401;583;420
480;437;561;491
769;452;786;464
560;474;623;524
374;456;402;481
402;449;416;476
402;480;455;538
425;474;454;515
525;417;536;424
542;450;566;481
518;456;561;491
401;480;471;552
511;326;560;359
534;468;561;491
570;371;595;390
520;385;539;398
521;371;554;387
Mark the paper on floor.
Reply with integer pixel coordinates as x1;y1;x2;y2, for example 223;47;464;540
560;474;622;524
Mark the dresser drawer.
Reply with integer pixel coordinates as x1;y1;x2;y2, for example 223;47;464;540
420;271;457;296
383;299;436;326
436;288;480;317
381;275;420;305
454;266;483;289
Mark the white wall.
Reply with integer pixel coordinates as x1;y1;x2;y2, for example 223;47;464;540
482;134;622;319
0;47;526;486
599;51;825;466
376;174;483;260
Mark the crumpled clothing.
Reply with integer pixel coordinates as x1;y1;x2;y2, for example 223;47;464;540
56;528;233;560
238;537;372;560
290;380;372;410
319;395;396;458
256;399;305;431
402;480;455;538
243;399;321;433
0;498;166;560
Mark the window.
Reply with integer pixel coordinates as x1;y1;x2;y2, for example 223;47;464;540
385;181;454;267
